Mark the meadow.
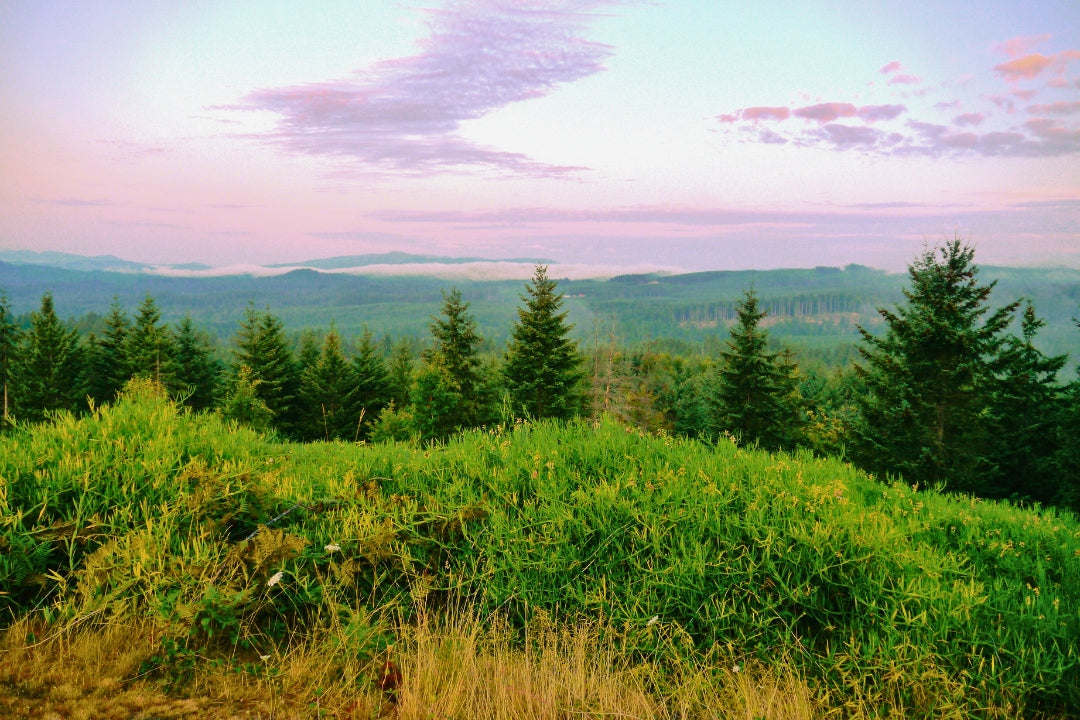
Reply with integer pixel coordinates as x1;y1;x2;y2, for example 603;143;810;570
1;382;1078;718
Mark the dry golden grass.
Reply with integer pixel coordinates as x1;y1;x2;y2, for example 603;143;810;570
0;611;831;720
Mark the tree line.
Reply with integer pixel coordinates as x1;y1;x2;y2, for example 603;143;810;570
2;246;1077;512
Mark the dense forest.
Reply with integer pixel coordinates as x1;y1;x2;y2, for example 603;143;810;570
2;239;1077;512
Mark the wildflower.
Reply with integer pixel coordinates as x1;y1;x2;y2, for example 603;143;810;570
647;615;659;627
325;544;342;552
267;571;283;587
260;654;271;662
732;663;742;674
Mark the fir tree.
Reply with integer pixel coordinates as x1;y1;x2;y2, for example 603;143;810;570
712;289;803;450
12;293;83;421
852;239;1019;492
386;339;415;409
351;329;390;440
171;315;223;412
503;265;585;420
410;358;462;442
220;364;273;433
85;299;132;404
299;327;358;441
126;295;175;387
427;288;489;428
231;304;302;438
0;292;20;425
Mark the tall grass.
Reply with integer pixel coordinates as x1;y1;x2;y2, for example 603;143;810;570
1;380;1077;717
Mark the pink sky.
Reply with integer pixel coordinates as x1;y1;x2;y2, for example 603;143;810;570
1;1;1078;273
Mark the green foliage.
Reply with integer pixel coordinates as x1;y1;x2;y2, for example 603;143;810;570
0;292;19;425
11;293;84;422
298;327;360;442
83;298;132;406
410;359;463;442
503;265;585;420
425;288;491;431
126;295;176;386
853;240;1019;492
350;329;390;441
1;391;1078;717
219;365;274;432
713;289;805;450
231;304;302;438
987;303;1069;503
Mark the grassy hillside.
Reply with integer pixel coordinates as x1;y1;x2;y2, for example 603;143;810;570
1;383;1078;718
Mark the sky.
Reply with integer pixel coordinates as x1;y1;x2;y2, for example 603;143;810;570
1;0;1079;275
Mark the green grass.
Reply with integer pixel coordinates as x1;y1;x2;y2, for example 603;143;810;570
1;381;1078;718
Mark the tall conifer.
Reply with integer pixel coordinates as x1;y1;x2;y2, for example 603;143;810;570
853;239;1018;491
712;289;803;450
503;265;584;420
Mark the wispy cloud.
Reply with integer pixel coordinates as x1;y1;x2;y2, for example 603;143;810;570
715;36;1080;159
228;1;617;176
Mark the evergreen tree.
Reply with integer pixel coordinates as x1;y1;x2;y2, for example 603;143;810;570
503;265;585;420
410;358;463;442
171;315;223;413
426;288;490;428
12;293;83;421
351;329;390;440
85;299;132;405
0;292;20;425
126;296;175;387
386;338;415;409
219;364;273;433
299;327;358;441
712;289;803;450
852;239;1019;492
231;303;302;438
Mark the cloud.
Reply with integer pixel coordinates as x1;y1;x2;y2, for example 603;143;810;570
741;106;791;121
953;113;985;126
1028;101;1080;115
716;47;1080;159
994;53;1055;81
858;104;907;122
792;102;857;123
230;0;616;176
993;35;1052;58
887;73;921;85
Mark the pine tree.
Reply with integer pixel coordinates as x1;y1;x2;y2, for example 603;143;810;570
231;304;302;438
712;289;803;450
503;265;585;420
85;299;132;404
386;338;415;409
171;315;223;413
299;327;358;441
410;358;462;442
220;364;273;432
0;292;20;425
351;329;390;440
427;288;489;428
126;296;175;388
12;293;84;421
852;239;1019;492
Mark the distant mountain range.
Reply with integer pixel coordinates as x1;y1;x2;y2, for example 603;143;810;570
0;249;553;275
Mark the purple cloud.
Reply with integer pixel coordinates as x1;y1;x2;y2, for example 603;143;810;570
716;50;1080;158
793;102;857;123
857;104;906;122
231;1;615;176
953;113;985;126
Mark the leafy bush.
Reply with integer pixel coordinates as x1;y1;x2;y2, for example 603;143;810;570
1;385;1077;717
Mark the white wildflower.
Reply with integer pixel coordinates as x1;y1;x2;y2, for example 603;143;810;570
324;544;341;552
267;571;283;587
646;615;659;627
732;663;741;674
260;654;271;662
